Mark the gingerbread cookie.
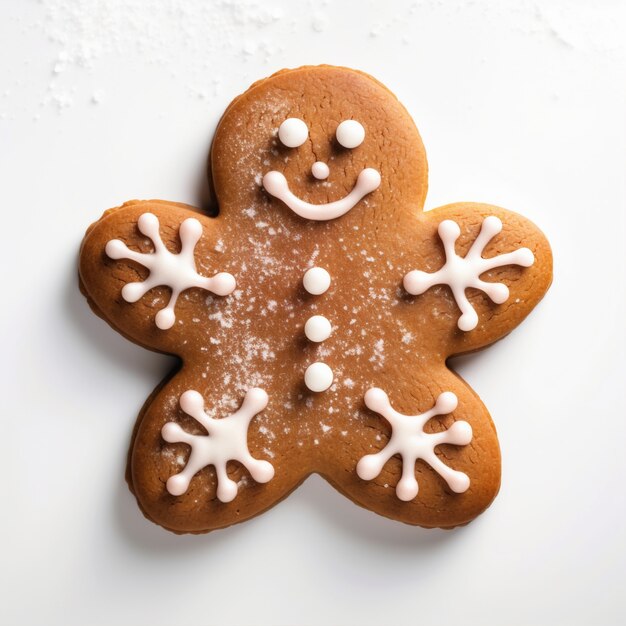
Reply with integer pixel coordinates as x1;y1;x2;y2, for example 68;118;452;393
79;65;552;533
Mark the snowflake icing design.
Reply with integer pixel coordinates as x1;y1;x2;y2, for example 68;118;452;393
162;388;275;502
403;216;535;331
106;212;236;329
357;388;472;501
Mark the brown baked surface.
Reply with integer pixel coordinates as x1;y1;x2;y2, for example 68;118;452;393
79;65;552;533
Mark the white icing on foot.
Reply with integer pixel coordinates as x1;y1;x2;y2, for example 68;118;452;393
357;388;472;501
162;388;274;502
263;168;380;221
304;362;334;392
106;213;236;330
403;216;534;331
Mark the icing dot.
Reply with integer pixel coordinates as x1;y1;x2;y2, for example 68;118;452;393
263;170;288;196
434;391;458;415
311;161;330;180
396;476;419;501
303;266;331;295
155;308;176;330
211;272;237;296
364;387;389;414
105;239;127;259
166;474;190;497
304;315;332;342
278;118;308;148
356;455;381;481
121;282;145;303
336;120;365;149
304;362;333;392
217;479;238;503
445;421;473;446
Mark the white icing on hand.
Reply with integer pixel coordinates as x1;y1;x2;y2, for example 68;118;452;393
263;168;380;221
357;388;472;501
304;315;332;342
403;216;535;331
336;120;365;148
311;161;329;180
106;213;236;330
278;118;308;147
162;388;275;502
304;362;334;392
303;266;331;295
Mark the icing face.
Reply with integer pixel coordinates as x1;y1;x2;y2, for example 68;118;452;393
211;67;428;219
263;118;381;221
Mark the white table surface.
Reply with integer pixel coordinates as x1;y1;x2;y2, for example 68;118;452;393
1;1;625;625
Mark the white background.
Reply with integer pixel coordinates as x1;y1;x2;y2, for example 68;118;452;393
1;1;625;625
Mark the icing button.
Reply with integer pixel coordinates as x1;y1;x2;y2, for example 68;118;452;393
303;266;331;295
304;362;334;392
304;315;332;342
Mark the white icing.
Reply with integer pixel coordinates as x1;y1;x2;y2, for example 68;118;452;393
403;216;535;331
336;119;365;149
278;118;308;148
106;213;236;329
162;388;274;502
304;315;332;342
263;168;380;221
357;388;472;501
304;362;334;392
303;266;331;295
311;161;330;180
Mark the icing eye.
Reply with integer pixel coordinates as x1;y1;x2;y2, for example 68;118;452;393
336;120;365;149
278;118;309;148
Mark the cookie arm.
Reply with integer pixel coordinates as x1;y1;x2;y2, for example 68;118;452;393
405;202;552;357
79;200;234;355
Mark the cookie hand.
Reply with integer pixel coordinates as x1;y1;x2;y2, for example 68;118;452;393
80;200;235;354
401;203;552;356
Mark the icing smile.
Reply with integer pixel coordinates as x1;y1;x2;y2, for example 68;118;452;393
262;167;381;221
262;117;381;221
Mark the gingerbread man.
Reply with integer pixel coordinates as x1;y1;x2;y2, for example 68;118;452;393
79;66;552;533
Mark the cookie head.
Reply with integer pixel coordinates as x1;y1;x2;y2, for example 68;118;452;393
211;66;428;221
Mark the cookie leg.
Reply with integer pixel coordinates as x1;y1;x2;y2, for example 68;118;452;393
321;370;501;529
128;372;310;533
